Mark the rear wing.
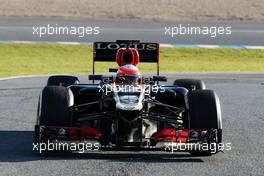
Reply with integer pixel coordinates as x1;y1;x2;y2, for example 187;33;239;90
93;40;160;75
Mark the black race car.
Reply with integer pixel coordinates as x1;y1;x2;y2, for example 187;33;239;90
34;40;222;155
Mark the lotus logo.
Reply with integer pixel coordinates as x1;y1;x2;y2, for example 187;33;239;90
95;42;158;50
58;128;66;135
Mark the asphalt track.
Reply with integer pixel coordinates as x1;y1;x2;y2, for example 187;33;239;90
0;17;264;45
0;73;263;176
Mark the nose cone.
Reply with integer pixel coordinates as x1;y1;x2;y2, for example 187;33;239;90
116;101;143;111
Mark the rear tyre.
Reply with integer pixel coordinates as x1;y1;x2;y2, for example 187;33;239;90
188;89;222;156
174;79;206;91
47;75;79;87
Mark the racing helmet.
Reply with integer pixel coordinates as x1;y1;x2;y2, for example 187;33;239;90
116;48;140;66
116;64;141;84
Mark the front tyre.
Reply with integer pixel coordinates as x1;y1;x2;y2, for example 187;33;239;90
39;86;73;126
34;86;74;147
188;89;222;156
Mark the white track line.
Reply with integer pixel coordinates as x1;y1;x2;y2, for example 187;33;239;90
0;75;49;81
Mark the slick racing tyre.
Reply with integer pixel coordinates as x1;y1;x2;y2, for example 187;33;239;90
38;86;73;126
47;75;79;87
174;79;206;91
34;86;74;152
188;89;222;156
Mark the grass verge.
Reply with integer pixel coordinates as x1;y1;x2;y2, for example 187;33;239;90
0;43;264;77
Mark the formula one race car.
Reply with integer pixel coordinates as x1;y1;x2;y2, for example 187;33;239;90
34;40;222;155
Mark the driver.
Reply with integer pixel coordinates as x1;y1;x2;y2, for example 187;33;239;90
115;64;141;84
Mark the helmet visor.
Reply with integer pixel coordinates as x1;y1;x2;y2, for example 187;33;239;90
116;74;140;84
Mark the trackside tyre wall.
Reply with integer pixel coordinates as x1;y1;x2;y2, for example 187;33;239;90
188;89;222;130
47;75;79;87
174;79;206;91
39;86;74;126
